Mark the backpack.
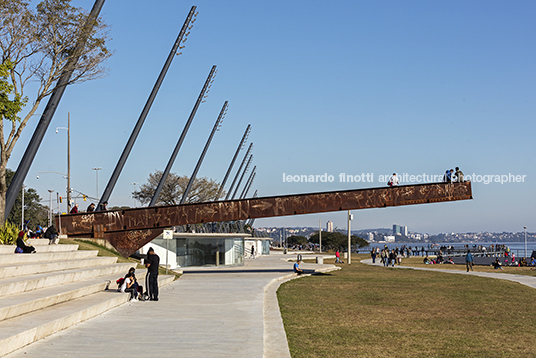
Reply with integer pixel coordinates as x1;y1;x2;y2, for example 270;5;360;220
116;277;125;291
15;247;23;254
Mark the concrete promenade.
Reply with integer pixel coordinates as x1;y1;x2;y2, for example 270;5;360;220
362;258;536;289
5;253;338;358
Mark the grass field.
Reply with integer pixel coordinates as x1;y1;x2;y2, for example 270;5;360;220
278;254;536;358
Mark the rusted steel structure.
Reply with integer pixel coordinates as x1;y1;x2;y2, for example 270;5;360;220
58;182;472;257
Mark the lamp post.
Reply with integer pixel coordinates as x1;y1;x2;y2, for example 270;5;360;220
55;112;71;212
131;182;138;207
524;226;527;258
92;168;102;199
48;189;54;226
347;210;353;264
21;185;26;230
319;219;322;253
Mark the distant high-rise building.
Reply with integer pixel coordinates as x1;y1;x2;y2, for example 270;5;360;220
401;225;408;236
367;232;374;242
393;224;401;235
393;224;408;236
326;221;333;232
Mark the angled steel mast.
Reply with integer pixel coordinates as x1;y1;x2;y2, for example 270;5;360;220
149;66;217;206
216;124;251;200
179;101;227;205
5;0;107;219
225;143;253;200
97;6;198;211
232;154;253;199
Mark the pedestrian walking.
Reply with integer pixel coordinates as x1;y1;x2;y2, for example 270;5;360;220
465;250;474;272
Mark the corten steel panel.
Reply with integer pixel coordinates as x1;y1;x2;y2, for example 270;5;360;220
58;182;472;257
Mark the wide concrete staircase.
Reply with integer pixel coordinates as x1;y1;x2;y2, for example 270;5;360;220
0;239;174;357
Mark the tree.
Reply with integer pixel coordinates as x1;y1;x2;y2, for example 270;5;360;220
286;235;308;246
0;0;112;220
5;168;48;228
133;170;223;206
309;231;369;251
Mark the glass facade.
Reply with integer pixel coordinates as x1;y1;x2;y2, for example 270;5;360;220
151;235;245;268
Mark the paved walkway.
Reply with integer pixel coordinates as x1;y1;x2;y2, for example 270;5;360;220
6;253;338;358
362;258;536;289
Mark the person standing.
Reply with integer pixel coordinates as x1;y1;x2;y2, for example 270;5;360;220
335;250;341;263
87;203;95;212
387;173;399;187
70;203;79;214
250;244;255;259
465;250;474;272
145;247;160;301
455;167;464;182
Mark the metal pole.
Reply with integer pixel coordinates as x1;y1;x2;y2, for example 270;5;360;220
150;66;217;207
239;166;255;199
348;210;352;264
92;168;101;199
98;6;198;211
524;226;527;258
48;190;54;226
179;99;226;205
21;185;25;230
319;219;322;253
225;143;252;200
5;0;106;219
67;112;71;212
232;155;253;200
216;124;251;200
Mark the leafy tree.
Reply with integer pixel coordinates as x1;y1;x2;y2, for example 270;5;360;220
5;168;48;229
133;171;223;206
0;0;112;220
287;235;308;246
309;231;369;250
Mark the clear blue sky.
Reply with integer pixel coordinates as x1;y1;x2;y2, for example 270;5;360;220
11;0;536;234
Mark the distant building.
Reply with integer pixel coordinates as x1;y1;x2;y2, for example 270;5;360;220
367;232;374;242
393;224;408;236
384;235;395;243
326;221;333;232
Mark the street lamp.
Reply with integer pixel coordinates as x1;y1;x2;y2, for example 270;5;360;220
21;185;26;230
55;112;71;212
131;182;138;207
347;210;353;264
48;189;54;226
524;226;527;258
92;168;102;199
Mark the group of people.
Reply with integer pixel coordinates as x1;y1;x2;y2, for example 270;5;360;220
119;247;160;302
379;248;400;267
71;201;107;214
15;224;60;254
443;167;464;183
386;167;465;187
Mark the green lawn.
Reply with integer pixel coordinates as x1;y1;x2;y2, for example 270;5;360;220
278;254;536;358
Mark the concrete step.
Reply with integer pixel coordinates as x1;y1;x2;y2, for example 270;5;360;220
0;244;79;254
0;270;123;321
0;263;132;298
0;250;98;265
0;256;118;280
0;274;175;357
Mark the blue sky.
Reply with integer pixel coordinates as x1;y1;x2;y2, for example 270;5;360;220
10;0;536;234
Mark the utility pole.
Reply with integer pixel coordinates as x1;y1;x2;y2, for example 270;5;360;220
319;219;322;253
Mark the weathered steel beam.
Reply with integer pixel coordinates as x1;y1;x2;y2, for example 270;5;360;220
58;182;472;257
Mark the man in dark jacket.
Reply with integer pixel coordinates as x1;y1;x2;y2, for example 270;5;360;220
145;247;160;301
